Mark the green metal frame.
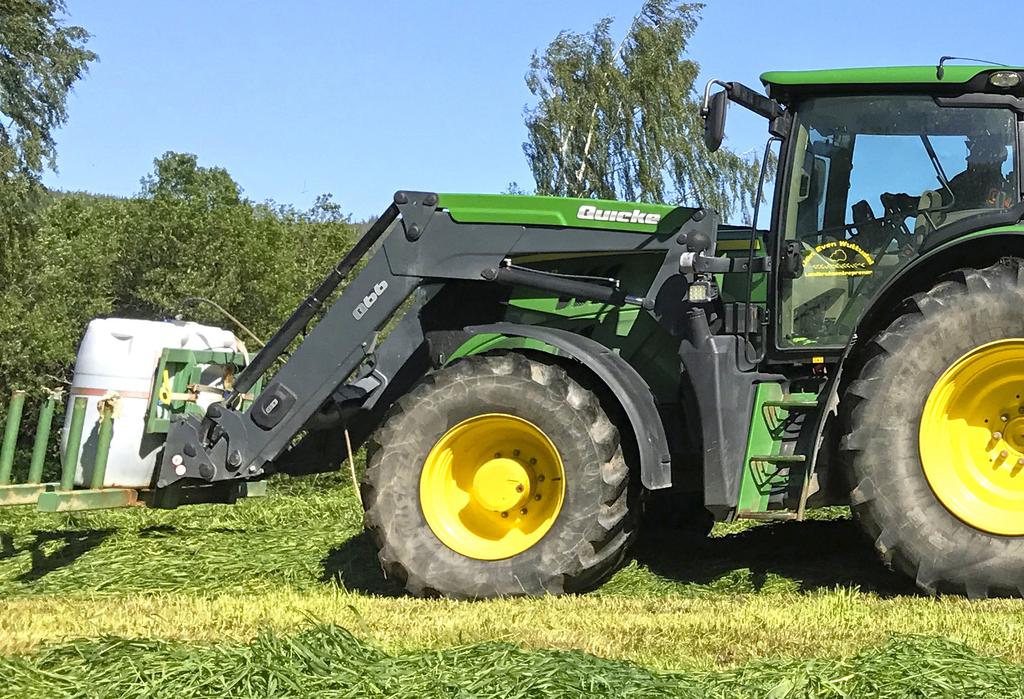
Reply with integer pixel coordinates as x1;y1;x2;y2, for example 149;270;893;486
146;348;262;433
0;390;62;505
0;346;269;512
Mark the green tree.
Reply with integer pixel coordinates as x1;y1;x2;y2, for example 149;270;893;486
119;152;355;336
0;0;96;280
524;1;762;221
0;0;96;178
0;151;359;479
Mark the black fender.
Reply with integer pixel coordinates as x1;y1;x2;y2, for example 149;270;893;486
465;323;673;490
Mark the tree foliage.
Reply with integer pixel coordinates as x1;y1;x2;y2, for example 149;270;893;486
524;1;763;221
0;0;96;282
0;152;358;401
0;0;96;178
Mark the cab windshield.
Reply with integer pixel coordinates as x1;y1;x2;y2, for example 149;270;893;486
778;95;1019;348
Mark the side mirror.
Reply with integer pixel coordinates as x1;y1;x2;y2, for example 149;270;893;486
704;89;729;152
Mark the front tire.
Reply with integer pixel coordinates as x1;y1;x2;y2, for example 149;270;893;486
842;259;1024;597
361;353;637;599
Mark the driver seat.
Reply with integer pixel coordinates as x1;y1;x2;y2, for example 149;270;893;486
851;200;888;249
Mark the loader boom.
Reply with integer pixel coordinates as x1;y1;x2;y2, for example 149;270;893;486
155;191;727;502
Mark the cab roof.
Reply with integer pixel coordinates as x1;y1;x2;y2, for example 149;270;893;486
760;65;1024;101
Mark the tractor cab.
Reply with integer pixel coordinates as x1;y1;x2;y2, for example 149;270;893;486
704;65;1024;352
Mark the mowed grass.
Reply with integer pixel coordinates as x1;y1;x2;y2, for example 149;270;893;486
3;625;1024;699
1;473;1023;696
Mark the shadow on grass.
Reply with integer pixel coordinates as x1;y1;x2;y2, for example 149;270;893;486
320;531;404;596
633;517;918;596
321;518;917;598
2;528;115;583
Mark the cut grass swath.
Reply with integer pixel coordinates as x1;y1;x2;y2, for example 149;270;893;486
1;625;1022;699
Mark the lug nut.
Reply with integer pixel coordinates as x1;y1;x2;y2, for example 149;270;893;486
1000;450;1009;459
992;431;1003;441
537;474;545;482
494;452;501;458
501;512;508;518
529;458;537;465
513;449;520;457
534;494;541;501
520;508;528;515
1002;415;1010;422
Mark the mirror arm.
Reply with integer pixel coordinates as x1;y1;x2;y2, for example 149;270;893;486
725;82;784;120
702;79;792;137
768;113;792;139
701;79;730;116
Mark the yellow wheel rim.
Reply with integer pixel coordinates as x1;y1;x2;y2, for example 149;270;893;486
419;413;565;560
920;339;1024;536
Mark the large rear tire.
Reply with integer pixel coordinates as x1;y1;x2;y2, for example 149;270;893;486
362;353;637;599
842;259;1024;597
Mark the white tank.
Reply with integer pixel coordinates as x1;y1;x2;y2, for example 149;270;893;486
61;318;241;488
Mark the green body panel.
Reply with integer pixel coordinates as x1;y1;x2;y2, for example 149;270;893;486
448;304;678;403
760;65;1022;88
737;388;819;514
506;297;642;337
437;192;693;233
714;227;766;304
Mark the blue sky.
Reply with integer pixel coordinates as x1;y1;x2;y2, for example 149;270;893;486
44;1;1016;221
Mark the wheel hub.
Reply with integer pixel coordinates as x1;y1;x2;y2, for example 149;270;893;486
471;457;530;512
419;413;565;560
1002;416;1024;453
920;339;1024;536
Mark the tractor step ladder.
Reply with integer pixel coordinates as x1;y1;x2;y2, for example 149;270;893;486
762;399;819;410
748;454;806;464
736;391;819;521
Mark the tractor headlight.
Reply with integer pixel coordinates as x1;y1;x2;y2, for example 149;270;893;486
687;279;712;302
990;72;1022;89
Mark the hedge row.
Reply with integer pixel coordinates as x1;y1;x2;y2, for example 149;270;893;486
0;153;359;475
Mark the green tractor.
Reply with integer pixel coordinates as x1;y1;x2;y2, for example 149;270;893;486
4;63;1024;599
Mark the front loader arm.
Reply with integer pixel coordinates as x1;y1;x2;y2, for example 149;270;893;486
157;193;447;491
156;190;719;500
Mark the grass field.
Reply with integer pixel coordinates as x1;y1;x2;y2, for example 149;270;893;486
1;473;1023;697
